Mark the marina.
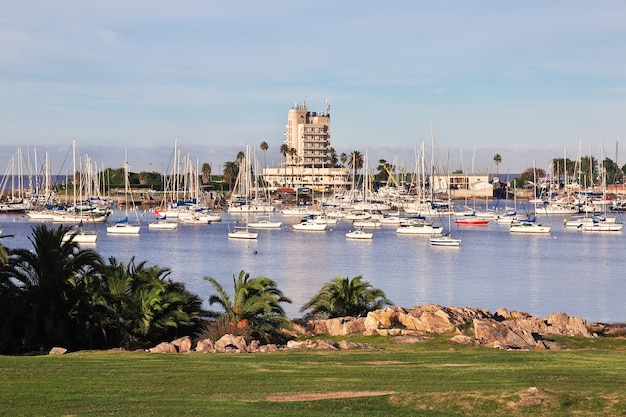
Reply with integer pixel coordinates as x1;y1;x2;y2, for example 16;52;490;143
1;205;625;324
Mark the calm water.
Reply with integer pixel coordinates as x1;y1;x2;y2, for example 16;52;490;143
1;208;625;323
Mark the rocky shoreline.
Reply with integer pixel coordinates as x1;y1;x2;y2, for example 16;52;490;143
48;304;626;355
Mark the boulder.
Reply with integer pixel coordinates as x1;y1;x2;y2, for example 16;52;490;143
171;336;192;353
248;340;261;352
215;334;248;352
195;338;215;353
364;306;404;330
258;344;280;353
307;317;366;336
49;347;67;355
150;342;178;353
546;312;592;337
473;319;537;349
448;335;478;346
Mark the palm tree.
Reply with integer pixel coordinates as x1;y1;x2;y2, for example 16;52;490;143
280;143;289;187
287;147;297;186
236;151;246;167
260;141;268;169
99;256;205;349
349;150;363;188
222;161;238;192
493;154;502;178
201;163;212;184
300;275;392;319
204;270;292;343
340;152;348;167
5;224;103;351
328;146;337;167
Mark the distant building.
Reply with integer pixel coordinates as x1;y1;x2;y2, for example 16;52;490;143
263;101;349;190
430;173;493;198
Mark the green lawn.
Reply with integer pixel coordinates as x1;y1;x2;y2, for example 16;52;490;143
2;335;625;416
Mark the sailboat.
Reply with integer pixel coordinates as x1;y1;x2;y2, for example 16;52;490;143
62;220;98;244
107;158;141;235
430;204;462;246
148;212;178;230
428;129;461;247
228;146;259;239
247;214;282;229
509;162;551;234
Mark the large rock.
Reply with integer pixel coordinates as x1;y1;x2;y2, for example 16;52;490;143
150;342;178;353
305;317;365;336
171;336;192;353
473;319;538;349
546;312;593;337
49;347;67;355
365;305;491;334
195;338;215;353
215;334;248;352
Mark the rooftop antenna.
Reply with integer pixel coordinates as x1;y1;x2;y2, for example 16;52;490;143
326;99;331;114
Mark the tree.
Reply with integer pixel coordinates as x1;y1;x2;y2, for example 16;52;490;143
340;152;348;167
376;159;394;183
201;163;212;184
349;151;363;187
236;151;245;166
517;166;547;193
204;270;292;343
328;146;338;167
579;155;598;187
4;224;104;351
260;141;268;169
287;147;297;186
300;275;392;319
601;157;620;185
99;257;205;350
280;143;289;187
222;161;238;191
493;154;502;177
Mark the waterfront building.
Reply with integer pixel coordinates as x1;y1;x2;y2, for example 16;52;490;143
262;101;349;191
430;173;493;198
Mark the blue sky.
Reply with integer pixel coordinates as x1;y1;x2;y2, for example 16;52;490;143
2;1;625;177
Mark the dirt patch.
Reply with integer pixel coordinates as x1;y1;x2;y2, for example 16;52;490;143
267;391;396;402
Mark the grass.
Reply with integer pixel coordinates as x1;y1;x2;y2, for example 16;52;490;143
1;335;626;416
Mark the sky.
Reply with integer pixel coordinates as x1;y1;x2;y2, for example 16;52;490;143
1;1;625;178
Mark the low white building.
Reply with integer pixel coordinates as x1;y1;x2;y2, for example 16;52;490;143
262;165;350;191
431;173;493;198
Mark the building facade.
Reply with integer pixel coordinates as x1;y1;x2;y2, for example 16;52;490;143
285;101;331;168
263;101;349;190
430;173;493;198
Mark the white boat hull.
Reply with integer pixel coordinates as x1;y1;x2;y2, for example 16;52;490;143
346;230;373;239
292;222;327;231
228;230;258;239
107;224;141;234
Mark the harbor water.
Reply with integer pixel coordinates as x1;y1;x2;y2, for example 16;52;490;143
1;209;625;324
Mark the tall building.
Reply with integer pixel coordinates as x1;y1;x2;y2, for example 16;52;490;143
285;101;331;168
262;101;349;190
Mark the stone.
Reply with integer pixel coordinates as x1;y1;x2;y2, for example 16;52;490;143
49;347;67;355
215;334;248;351
171;336;192;353
248;340;261;352
448;335;478;346
150;342;177;353
473;319;537;349
195;338;215;353
337;340;358;350
258;344;280;353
